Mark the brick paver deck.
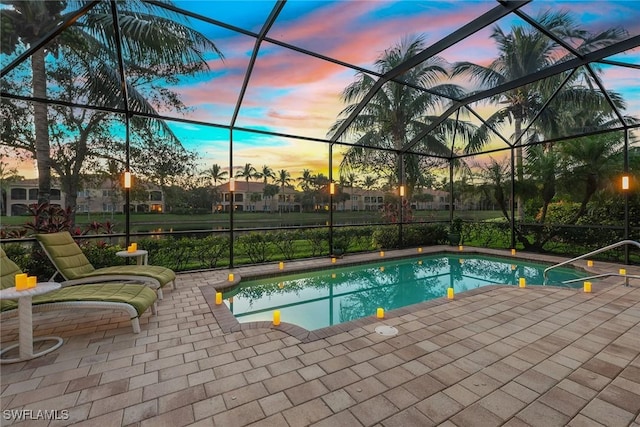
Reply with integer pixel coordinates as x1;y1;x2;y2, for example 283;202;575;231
1;246;639;426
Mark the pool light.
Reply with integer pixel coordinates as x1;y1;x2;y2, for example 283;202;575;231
511;248;516;255
228;273;234;282
519;278;526;288
458;245;463;251
587;260;593;267
376;308;384;319
279;261;284;270
583;281;592;293
215;292;222;305
447;288;454;299
380;251;385;257
273;310;281;326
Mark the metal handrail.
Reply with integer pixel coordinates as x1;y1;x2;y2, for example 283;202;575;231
561;273;640;285
543;239;640;284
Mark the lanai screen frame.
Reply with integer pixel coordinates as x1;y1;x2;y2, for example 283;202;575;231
1;0;638;265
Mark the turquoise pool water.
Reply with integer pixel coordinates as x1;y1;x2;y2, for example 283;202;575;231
223;254;587;331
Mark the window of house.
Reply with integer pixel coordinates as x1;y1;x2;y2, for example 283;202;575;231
11;188;27;200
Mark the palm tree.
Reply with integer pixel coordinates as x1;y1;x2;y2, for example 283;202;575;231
1;0;221;206
361;175;377;211
453;10;626;220
560;133;623;222
275;169;292;213
258;165;275;186
235;163;258;190
202;163;228;211
203;164;229;187
0;158;23;215
329;34;476;197
341;172;358;211
297;169;315;192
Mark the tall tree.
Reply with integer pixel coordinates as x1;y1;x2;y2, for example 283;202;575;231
275;169;292;213
0;157;23;215
297;169;315;192
235;163;258;189
329;34;476;197
453;10;626;220
1;0;221;210
203;164;229;187
202;163;228;211
258;165;275;185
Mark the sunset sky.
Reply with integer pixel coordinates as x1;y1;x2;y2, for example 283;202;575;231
5;0;640;182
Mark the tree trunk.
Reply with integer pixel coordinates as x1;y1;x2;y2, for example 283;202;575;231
32;49;51;206
514;118;524;221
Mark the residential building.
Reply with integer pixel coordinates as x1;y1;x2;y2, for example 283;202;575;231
5;178;164;216
215;181;301;213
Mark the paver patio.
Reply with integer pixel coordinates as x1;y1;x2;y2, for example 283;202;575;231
1;246;639;426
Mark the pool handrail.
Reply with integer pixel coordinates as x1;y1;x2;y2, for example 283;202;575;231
560;272;640;285
543;239;640;285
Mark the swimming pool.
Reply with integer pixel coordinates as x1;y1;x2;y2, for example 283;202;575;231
223;254;588;331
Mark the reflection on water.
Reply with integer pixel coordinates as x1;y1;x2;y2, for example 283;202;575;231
224;255;587;331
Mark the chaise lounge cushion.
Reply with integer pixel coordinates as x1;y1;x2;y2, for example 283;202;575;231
0;283;156;318
35;232;175;288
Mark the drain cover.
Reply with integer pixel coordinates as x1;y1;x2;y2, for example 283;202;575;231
375;325;398;336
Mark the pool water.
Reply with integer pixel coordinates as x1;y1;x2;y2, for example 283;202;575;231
223;254;587;331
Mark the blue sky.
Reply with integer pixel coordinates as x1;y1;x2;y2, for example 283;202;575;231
5;0;639;180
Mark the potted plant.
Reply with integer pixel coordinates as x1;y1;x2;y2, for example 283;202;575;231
447;217;463;246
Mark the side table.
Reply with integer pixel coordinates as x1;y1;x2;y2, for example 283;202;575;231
0;282;64;364
116;249;149;266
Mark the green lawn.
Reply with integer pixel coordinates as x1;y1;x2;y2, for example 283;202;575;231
1;210;504;233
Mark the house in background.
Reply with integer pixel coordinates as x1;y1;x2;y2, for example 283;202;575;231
214;181;301;213
5;178;164;216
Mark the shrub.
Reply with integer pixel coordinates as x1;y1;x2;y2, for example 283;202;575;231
81;241;124;269
272;230;298;260
193;235;229;269
372;225;398;249
155;238;195;271
403;223;448;247
303;228;329;257
236;232;274;263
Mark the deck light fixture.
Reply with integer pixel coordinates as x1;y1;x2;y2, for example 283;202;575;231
123;171;132;189
622;175;630;190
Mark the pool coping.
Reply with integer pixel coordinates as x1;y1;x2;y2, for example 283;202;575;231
199;245;631;343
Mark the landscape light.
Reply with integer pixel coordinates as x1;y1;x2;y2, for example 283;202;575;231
124;171;132;189
622;175;629;190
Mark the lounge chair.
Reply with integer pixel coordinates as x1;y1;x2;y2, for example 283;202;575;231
35;232;176;299
1;248;157;333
